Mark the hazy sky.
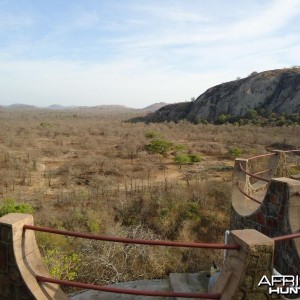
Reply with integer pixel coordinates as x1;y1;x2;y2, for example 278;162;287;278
1;0;300;108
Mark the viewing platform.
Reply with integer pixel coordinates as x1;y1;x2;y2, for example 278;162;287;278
0;149;299;299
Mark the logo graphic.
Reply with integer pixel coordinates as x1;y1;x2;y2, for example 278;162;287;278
258;275;300;295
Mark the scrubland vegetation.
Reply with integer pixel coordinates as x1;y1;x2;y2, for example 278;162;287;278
214;110;300;126
0;107;299;289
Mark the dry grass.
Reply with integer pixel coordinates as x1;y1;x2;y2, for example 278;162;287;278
0;108;299;285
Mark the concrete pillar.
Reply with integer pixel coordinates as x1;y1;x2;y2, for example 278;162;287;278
211;229;281;299
0;213;68;300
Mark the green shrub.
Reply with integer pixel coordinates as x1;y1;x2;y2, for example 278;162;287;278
245;109;258;120
64;208;101;233
183;202;201;222
216;114;228;124
288;167;300;176
228;147;243;157
174;154;202;166
0;198;34;217
44;248;80;281
174;154;191;165
145;139;173;155
189;154;202;163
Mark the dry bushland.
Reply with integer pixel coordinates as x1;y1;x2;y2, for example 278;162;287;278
0;108;299;286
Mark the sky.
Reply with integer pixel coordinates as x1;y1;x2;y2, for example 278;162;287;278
0;0;300;108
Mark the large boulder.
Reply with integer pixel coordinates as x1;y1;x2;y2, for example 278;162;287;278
141;68;300;123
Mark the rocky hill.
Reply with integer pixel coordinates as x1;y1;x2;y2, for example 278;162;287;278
141;102;168;112
140;68;300;123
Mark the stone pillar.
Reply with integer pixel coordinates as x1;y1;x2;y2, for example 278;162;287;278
211;229;281;299
0;213;68;300
271;151;288;178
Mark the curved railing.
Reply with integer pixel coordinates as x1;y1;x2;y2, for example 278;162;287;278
30;229;298;299
1;213;248;300
21;223;300;299
31;226;299;299
238;162;270;183
231;150;300;277
21;224;240;299
232;150;291;215
236;181;261;204
240;150;300;187
1;215;300;298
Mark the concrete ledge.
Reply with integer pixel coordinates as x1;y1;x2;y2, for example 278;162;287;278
0;213;68;300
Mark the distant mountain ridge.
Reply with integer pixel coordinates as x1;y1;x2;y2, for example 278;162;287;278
7;103;38;109
47;104;78;110
141;68;300;123
2;103;168;112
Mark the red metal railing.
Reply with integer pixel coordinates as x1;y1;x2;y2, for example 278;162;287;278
23;225;239;299
245;149;299;160
24;225;240;249
36;276;222;299
239;163;270;183
252;168;272;176
283;150;300;153
247;152;277;160
273;232;300;242
236;182;261;204
237;150;300;203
